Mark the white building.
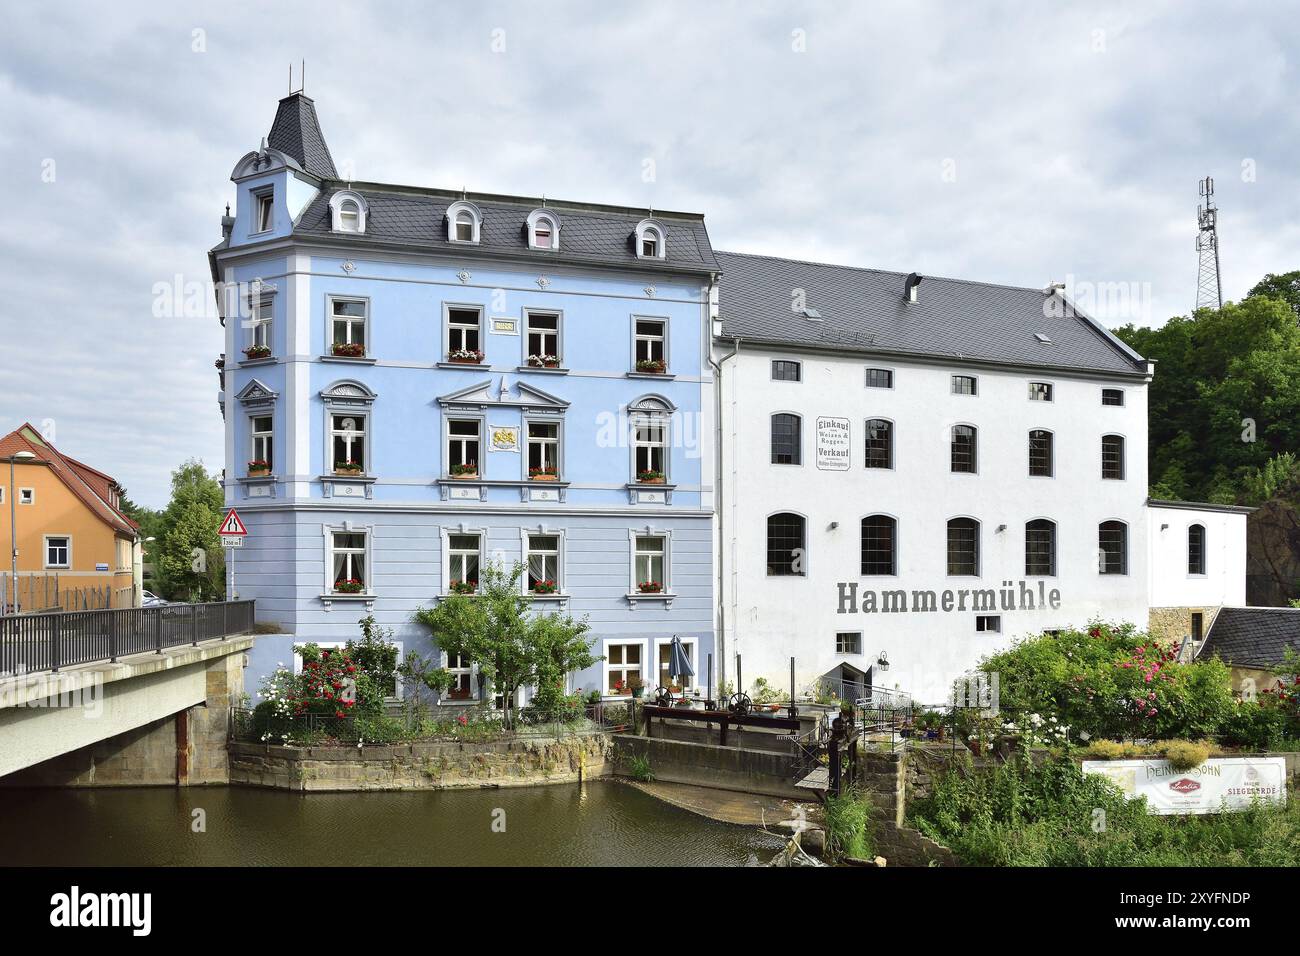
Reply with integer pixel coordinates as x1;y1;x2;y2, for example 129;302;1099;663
710;251;1243;705
1146;499;1250;647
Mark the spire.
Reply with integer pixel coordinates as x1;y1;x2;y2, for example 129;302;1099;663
267;92;338;179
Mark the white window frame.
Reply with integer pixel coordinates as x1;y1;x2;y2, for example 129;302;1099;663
43;534;71;570
632;316;668;370
441;649;478;702
603;638;647;698
632;414;668;480
18;488;34;506
248;290;275;352
441;527;485;594
652;636;699;692
328;190;368;234
324;526;372;594
252;188;274;234
445;416;484;477
525;417;561;479
634;219;666;260
522;529;564;594
444;303;484;359
446;201;483;244
629;529;672;594
250;414;274;472
526;209;560;250
1027;381;1054;402
329;411;368;473
524;308;563;365
328;295;370;353
835;631;863;655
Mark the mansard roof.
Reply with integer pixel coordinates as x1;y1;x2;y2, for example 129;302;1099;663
714;250;1150;377
293;185;718;275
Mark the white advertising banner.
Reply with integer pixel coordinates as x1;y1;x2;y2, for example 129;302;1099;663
815;417;851;471
1082;757;1287;815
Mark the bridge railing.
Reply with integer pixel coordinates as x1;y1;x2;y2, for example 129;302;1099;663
0;600;256;675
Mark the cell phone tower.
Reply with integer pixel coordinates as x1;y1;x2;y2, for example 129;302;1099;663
1195;176;1222;311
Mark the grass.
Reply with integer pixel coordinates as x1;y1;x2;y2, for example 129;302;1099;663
823;788;874;861
909;754;1300;866
626;754;655;782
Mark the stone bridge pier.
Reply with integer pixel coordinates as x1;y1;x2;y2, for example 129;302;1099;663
0;636;254;787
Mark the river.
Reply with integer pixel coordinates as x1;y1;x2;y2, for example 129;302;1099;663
0;781;786;866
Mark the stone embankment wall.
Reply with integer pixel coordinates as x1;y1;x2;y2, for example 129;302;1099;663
228;732;612;791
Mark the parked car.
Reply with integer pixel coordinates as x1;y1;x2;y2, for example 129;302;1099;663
141;590;167;607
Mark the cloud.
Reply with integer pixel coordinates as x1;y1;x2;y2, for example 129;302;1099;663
1;0;1297;506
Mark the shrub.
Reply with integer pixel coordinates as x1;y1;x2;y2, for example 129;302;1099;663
1162;739;1212;771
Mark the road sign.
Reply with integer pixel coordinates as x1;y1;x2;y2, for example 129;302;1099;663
221;535;244;549
219;509;248;536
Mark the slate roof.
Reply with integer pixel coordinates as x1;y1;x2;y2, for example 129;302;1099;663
267;93;337;179
0;424;137;537
1200;607;1300;670
292;187;718;275
714;251;1148;376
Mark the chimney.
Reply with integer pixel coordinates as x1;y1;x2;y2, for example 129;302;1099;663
904;273;923;304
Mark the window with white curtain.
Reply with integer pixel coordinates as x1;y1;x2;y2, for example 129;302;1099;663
526;534;560;592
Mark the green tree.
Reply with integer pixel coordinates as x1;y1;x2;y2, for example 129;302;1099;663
413;561;599;728
153;460;225;601
1246;269;1300;321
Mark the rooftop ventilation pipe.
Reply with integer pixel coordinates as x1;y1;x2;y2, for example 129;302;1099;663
904;273;923;303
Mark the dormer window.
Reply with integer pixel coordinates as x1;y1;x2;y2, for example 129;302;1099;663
253;188;274;233
634;220;667;260
527;210;560;250
328;191;368;234
446;201;482;244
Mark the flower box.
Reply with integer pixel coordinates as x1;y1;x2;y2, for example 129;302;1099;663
243;345;272;360
331;342;366;358
527;355;561;368
334;462;363;476
635;359;667;374
529;467;559;481
448;580;477;595
334;579;365;594
637;581;663;594
637;471;666;484
446;688;473;701
450;463;479;480
247;460;271;478
448;349;485;364
531;580;558;595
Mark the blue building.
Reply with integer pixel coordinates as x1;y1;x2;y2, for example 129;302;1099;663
212;93;718;707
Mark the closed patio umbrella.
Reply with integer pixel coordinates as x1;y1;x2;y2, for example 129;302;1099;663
668;635;695;684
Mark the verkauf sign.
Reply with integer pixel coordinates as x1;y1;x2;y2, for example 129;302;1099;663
815;417;851;471
1083;757;1287;815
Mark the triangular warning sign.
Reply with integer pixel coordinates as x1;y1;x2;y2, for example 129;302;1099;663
219;509;248;536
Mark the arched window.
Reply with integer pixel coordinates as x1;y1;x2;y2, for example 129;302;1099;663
446;201;482;243
951;425;977;473
1188;523;1206;575
1029;429;1054;477
771;413;801;465
328;190;368;233
767;513;806;576
946;518;979;576
634;219;666;259
527;209;560;250
1025;519;1056;576
865;419;893;469
1099;520;1127;575
629;395;674;483
1101;434;1125;480
860;515;897;575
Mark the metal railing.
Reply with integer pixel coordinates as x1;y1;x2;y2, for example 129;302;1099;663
814;676;913;713
0;600;256;675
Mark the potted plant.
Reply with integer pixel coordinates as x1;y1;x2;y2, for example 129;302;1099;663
243;344;272;360
531;579;558;594
529;465;558;481
637;470;666;484
334;459;363;476
334;578;365;594
635;359;667;374
331;342;366;358
446;684;472;701
612;678;631;697
637;580;663;594
449;579;477;595
527;354;560;368
629;675;645;699
450;461;479;479
448;348;485;364
247;459;271;478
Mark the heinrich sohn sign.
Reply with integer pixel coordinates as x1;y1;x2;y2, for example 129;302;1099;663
1082;757;1287;815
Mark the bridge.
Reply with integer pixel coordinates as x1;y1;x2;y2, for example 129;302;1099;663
0;601;256;785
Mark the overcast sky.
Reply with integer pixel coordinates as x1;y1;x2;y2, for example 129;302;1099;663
2;1;1297;508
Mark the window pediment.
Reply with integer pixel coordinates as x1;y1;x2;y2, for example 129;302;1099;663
438;376;569;410
236;378;279;408
321;380;378;407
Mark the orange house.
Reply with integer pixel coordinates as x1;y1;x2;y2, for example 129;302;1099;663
0;423;141;612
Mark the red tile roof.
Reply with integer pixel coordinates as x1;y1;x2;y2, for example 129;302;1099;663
0;423;138;537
